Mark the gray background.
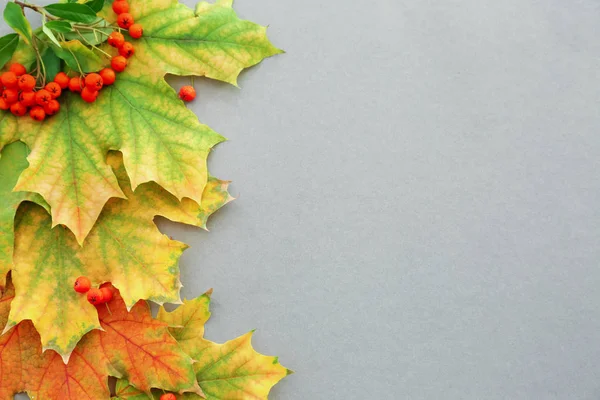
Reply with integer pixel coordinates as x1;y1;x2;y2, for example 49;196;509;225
6;0;600;398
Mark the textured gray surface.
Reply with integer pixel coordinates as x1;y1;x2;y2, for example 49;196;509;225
6;0;600;398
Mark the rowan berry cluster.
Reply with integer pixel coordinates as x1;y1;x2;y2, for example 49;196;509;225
74;276;114;306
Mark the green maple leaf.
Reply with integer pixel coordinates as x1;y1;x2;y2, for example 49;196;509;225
5;150;233;360
115;291;292;399
0;141;47;289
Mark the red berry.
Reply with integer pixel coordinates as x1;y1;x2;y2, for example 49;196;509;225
160;394;177;400
69;76;83;92
129;23;143;39
44;99;60;116
1;72;18;89
18;91;36;107
85;73;103;91
112;0;129;14
74;276;91;293
81;87;99;103
107;31;125;48
119;42;135;58
29;106;45;121
100;287;113;303
35;89;52;106
179;86;196;102
111;55;128;72
117;13;134;29
45;82;62;98
99;68;116;85
2;88;18;104
0;98;9;110
10;102;27;116
54;72;70;89
17;74;36;91
87;288;104;305
9;63;26;76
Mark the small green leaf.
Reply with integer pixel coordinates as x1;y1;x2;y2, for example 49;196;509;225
42;23;62;47
3;2;33;45
41;47;61;82
51;40;106;72
44;20;72;33
0;33;19;69
86;0;105;13
44;3;98;23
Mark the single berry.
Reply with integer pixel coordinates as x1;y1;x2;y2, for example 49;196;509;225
10;102;27;116
81;87;99;103
117;13;134;29
160;394;177;400
29;106;45;121
44;99;60;116
69;76;83;92
1;72;18;89
179;86;196;102
17;74;36;91
0;98;9;111
2;89;18;104
35;89;52;106
129;23;143;39
18;91;36;107
45;82;62;98
119;42;135;58
74;276;91;293
87;288;104;305
54;72;70;89
111;55;128;72
100;287;114;303
99;68;116;85
9;63;26;76
107;31;125;48
112;0;129;14
85;73;103;91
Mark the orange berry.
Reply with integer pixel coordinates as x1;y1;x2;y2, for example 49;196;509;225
10;102;27;116
35;89;52;106
87;288;104;305
0;98;9;110
118;42;135;58
112;0;129;14
17;74;36;91
85;73;103;91
117;13;134;29
99;68;116;85
69;76;83;92
81;87;99;103
129;23;143;39
44;99;60;116
111;55;128;72
2;88;18;104
54;72;70;89
1;72;18;89
100;287;113;303
45;82;62;98
160;394;176;400
74;276;91;293
29;106;45;121
107;31;125;48
178;85;196;102
18;91;36;107
9;63;26;76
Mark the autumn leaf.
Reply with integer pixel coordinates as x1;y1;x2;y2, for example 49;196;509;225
0;141;47;289
115;290;291;399
7;150;232;360
0;277;200;398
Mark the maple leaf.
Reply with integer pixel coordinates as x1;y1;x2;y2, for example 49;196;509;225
6;150;233;360
0;276;200;399
115;291;292;399
0;142;47;289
